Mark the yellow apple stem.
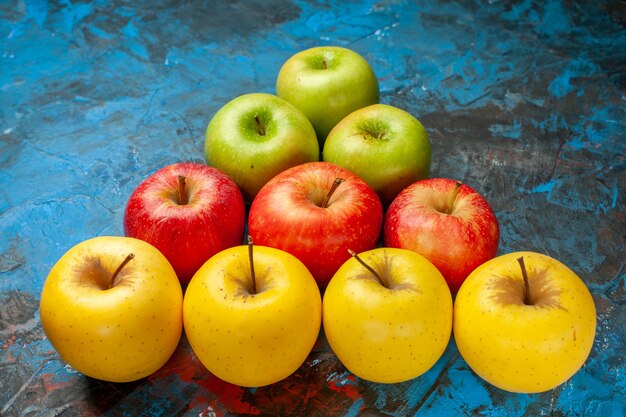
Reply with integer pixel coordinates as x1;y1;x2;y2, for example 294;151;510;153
517;256;532;305
320;177;345;208
254;114;266;136
247;235;257;294
348;249;388;288
110;253;134;289
446;181;463;214
178;175;188;205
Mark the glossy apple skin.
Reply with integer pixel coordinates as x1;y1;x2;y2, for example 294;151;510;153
248;162;383;288
453;251;597;393
183;245;322;387
124;162;245;284
276;46;379;145
205;93;319;202
323;248;453;383
323;103;431;206
40;236;183;383
384;178;499;293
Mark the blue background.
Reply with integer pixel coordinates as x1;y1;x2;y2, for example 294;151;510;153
1;0;624;416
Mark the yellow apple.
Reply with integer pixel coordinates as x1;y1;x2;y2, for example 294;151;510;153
323;247;453;383
183;241;322;387
453;251;597;393
39;236;183;383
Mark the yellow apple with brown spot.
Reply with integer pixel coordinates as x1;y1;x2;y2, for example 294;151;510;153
453;251;597;393
183;238;322;387
323;247;453;383
40;236;184;382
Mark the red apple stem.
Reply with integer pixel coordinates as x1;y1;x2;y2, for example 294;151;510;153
178;175;188;205
447;181;463;214
320;177;345;208
247;235;257;294
110;253;134;289
517;256;532;305
254;114;266;136
348;249;388;289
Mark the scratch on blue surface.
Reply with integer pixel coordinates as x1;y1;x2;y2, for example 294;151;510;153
343;398;364;417
530;178;562;194
489;120;522;140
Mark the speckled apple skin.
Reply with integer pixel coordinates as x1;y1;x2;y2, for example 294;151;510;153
40;236;183;383
453;251;597;393
323;247;453;384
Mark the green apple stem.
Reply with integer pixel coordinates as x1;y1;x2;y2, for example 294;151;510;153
178;175;188;205
110;253;134;289
348;249;388;288
320;177;345;208
446;181;463;214
517;256;532;305
247;235;257;294
254;114;266;136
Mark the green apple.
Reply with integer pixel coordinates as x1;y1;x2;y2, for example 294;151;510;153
323;247;453;383
40;236;183;383
453;251;597;393
183;240;322;387
276;46;379;146
205;93;319;203
323;104;431;206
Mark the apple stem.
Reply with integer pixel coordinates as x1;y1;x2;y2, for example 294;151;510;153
110;253;134;289
377;131;385;140
446;181;463;214
178;175;188;205
517;256;532;305
348;249;388;288
247;235;257;294
320;177;345;208
254;114;266;136
322;59;328;69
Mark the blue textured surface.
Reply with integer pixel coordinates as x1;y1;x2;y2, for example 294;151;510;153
1;1;625;416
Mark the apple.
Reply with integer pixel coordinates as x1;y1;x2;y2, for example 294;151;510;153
453;251;597;393
384;178;499;293
323;103;431;206
204;93;319;202
183;238;322;387
39;236;183;383
248;161;383;288
124;162;245;284
276;46;379;146
323;247;453;383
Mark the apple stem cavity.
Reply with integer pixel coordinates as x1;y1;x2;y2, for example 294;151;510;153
247;235;257;294
178;175;188;205
320;177;345;208
517;256;532;305
446;181;463;214
110;253;134;289
348;249;389;288
254;114;266;136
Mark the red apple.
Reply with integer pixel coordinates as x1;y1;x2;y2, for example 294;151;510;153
383;178;499;293
248;162;383;287
124;162;245;284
